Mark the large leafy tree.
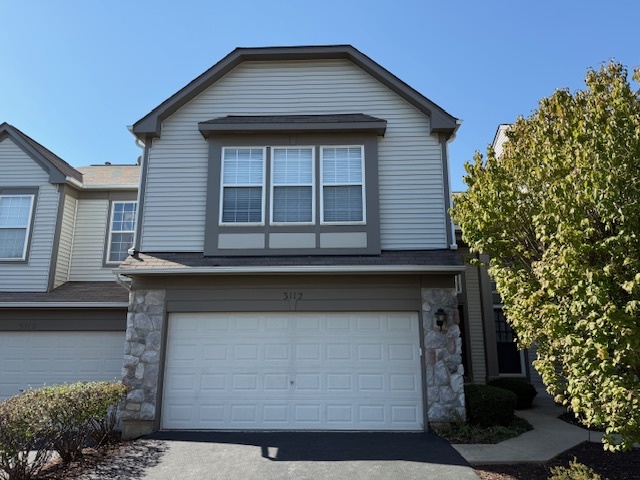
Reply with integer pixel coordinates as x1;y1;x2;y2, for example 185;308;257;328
453;62;640;450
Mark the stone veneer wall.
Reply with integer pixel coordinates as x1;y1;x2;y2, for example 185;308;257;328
422;287;466;422
120;286;465;437
121;289;166;438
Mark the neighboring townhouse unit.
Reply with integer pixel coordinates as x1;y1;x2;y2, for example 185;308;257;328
116;45;465;438
455;124;543;390
0;123;139;400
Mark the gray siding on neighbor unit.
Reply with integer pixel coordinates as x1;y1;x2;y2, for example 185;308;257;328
0;308;126;331
53;194;77;288
462;262;487;383
68;199;114;281
140;59;447;252
0;137;59;292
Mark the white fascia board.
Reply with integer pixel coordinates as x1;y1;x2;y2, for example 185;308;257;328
115;264;466;276
81;185;139;190
0;302;129;308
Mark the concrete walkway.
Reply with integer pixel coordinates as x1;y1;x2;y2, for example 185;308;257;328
453;393;602;464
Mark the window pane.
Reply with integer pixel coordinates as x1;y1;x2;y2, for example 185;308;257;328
0;196;31;228
108;202;137;263
223;148;264;185
112;202;137;232
273;148;312;184
222;187;262;223
323;185;363;222
0;228;27;258
273;186;312;222
108;232;134;262
322;147;362;183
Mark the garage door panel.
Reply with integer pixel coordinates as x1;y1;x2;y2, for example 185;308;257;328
163;312;423;430
0;331;126;400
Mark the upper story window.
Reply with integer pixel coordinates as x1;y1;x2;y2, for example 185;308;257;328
220;147;265;224
107;201;137;263
200;115;385;256
271;147;314;224
0;194;34;260
321;146;365;223
219;145;365;226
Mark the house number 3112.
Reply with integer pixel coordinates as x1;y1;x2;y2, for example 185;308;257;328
283;292;303;301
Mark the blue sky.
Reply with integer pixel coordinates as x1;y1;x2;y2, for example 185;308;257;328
2;1;637;191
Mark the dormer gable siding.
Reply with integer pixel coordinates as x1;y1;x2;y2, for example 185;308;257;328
0;136;59;291
139;59;448;252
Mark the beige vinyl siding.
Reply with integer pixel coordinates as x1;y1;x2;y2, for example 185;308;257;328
53;195;77;288
464;263;487;383
0;138;58;292
141;59;446;252
68;199;114;281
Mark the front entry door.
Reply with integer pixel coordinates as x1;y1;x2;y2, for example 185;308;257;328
494;309;524;375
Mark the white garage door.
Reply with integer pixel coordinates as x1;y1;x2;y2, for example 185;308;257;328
163;312;423;430
0;331;126;400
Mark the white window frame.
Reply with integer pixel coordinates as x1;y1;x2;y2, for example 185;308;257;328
106;201;137;264
270;146;315;226
319;145;366;225
219;147;266;226
0;194;35;261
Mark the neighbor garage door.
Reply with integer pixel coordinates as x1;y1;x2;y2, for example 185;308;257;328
162;312;423;430
0;331;126;400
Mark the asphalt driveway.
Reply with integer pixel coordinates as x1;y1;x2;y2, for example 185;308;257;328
78;431;479;479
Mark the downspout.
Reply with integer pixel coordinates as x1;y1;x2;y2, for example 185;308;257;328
127;127;148;254
441;119;463;250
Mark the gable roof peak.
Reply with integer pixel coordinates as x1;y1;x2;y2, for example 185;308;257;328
0;123;82;183
132;45;458;140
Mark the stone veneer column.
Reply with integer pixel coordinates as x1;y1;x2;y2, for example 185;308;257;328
121;289;166;439
422;287;466;423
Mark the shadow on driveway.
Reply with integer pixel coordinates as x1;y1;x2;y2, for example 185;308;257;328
146;431;469;465
67;432;478;480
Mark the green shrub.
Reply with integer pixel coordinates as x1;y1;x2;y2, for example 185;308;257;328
465;384;517;427
0;381;127;479
548;459;605;479
488;378;537;409
434;415;532;444
41;382;127;462
0;390;56;480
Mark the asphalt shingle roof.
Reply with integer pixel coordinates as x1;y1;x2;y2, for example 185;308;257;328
77;165;140;187
119;250;463;271
200;114;386;124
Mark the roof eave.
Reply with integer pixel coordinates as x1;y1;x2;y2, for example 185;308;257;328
198;121;387;138
115;264;465;276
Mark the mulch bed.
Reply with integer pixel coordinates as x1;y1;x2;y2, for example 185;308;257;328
474;442;640;480
37;443;130;479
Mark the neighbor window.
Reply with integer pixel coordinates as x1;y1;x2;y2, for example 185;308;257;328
107;201;137;263
0;194;34;260
321;146;365;223
271;147;314;224
220;148;265;224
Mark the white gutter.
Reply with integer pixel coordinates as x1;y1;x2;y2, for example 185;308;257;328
0;302;129;308
114;264;466;276
65;176;84;188
81;184;139;190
